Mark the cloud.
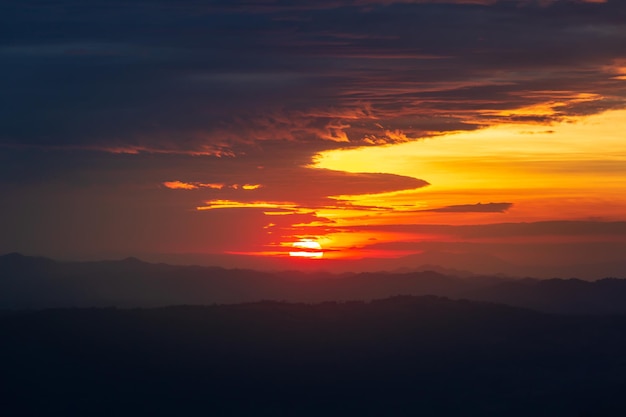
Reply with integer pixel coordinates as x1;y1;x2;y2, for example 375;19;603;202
336;221;626;239
241;184;262;190
163;181;200;190
163;182;262;190
1;0;624;157
423;202;513;213
191;167;430;213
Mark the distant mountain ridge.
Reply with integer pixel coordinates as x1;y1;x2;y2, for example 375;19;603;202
3;253;626;314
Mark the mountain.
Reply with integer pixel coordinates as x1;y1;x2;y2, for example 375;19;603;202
2;296;626;416
3;253;626;314
138;249;626;279
468;277;626;314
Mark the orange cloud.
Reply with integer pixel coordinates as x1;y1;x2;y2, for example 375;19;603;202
163;181;226;190
164;182;264;191
196;200;300;212
605;60;626;80
200;183;226;189
163;181;198;190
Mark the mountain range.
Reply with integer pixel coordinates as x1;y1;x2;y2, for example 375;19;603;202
3;252;626;314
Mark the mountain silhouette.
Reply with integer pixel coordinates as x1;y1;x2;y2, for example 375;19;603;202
2;296;626;416
2;253;626;313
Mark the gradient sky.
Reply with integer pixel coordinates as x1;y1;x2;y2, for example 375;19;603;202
1;0;625;275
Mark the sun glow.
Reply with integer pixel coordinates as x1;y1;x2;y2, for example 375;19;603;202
289;239;324;259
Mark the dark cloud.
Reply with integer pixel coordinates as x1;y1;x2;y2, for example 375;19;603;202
337;221;626;239
1;0;625;155
422;202;513;213
457;221;626;239
163;166;430;210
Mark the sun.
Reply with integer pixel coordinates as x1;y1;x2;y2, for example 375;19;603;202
289;239;324;259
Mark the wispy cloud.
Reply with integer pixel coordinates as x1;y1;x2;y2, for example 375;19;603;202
422;202;513;213
163;181;263;191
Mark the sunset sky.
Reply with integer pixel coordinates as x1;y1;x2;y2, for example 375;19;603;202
1;0;625;276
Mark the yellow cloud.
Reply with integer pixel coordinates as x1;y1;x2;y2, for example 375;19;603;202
315;108;626;222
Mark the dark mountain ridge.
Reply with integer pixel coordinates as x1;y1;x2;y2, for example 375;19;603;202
3;253;626;314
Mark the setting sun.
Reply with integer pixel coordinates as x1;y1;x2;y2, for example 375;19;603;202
289;239;324;259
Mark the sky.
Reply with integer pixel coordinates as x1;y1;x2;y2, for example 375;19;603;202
1;0;626;276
